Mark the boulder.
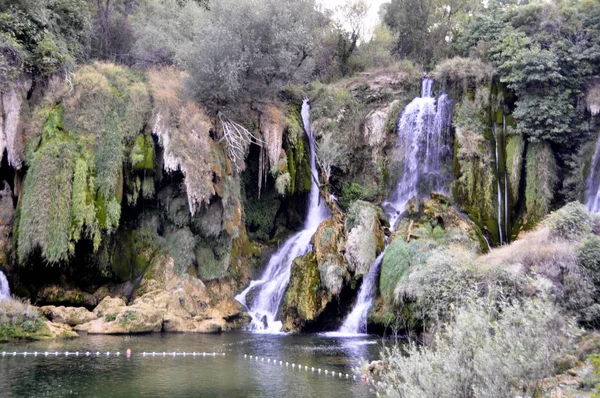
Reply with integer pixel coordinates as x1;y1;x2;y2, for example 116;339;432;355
46;321;78;339
280;252;332;332
40;305;97;326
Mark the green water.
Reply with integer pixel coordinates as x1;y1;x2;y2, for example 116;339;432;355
0;332;380;397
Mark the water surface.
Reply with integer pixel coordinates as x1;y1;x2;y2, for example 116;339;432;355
0;332;379;397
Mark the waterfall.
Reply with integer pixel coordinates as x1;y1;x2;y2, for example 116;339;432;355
383;78;453;229
0;271;9;300
503;115;509;242
492;126;504;245
332;78;452;336
331;251;385;336
586;133;600;213
235;98;329;333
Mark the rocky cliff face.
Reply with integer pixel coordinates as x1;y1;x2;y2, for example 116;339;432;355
0;59;598;339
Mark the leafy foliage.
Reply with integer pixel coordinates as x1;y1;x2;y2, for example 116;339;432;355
17;63;151;265
180;0;327;105
373;294;574;398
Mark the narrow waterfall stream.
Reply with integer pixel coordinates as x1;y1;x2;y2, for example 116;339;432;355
0;270;10;300
493;126;504;245
235;98;329;333
335;78;452;336
586;133;600;213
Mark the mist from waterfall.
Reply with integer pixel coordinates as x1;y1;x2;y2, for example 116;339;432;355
235;98;329;333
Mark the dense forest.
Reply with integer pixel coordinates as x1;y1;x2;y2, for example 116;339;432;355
1;0;600;396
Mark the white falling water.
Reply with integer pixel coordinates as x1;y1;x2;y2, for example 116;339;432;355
327;251;385;337
586;133;600;213
383;78;453;229
235;98;329;333
333;78;453;336
492;127;504;245
0;271;10;300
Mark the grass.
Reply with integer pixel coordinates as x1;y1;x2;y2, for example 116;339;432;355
0;297;51;342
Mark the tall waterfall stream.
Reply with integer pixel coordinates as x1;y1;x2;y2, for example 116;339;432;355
235;98;329;333
334;78;453;335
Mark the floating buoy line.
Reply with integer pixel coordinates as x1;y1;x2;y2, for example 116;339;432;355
0;351;225;358
240;353;371;384
0;350;381;387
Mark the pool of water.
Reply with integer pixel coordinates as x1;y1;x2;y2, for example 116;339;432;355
0;332;381;397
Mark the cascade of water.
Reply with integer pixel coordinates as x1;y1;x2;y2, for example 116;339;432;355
334;78;453;336
0;271;10;300
492;126;504;245
383;77;453;230
235;98;329;333
333;251;385;336
586;134;600;213
503;115;509;242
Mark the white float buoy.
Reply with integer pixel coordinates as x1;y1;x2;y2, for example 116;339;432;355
339;373;342;378
96;352;100;356
286;362;289;366
34;352;38;356
311;367;314;372
325;370;328;375
261;357;264;361
292;363;295;368
23;352;27;356
1;352;5;356
106;352;110;356
318;368;321;373
13;352;16;356
86;352;90;356
305;366;308;371
76;352;79;356
222;353;225;356
116;352;120;356
332;371;335;376
45;352;49;356
244;354;247;358
345;374;349;378
279;361;283;365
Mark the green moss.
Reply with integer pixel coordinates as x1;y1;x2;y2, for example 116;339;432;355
524;142;558;229
282;252;322;323
105;313;117;322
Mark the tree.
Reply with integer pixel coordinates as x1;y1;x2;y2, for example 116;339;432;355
180;0;328;106
381;0;479;65
130;0;203;66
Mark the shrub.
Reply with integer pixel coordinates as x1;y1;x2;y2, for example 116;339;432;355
433;56;494;95
0;297;50;341
546;202;593;241
578;235;600;283
372;294;574;398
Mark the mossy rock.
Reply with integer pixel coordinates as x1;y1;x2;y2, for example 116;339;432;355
280;252;332;332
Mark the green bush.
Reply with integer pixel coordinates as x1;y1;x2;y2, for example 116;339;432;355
0;298;51;342
372;294;574;398
546;202;593;241
577;235;600;282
